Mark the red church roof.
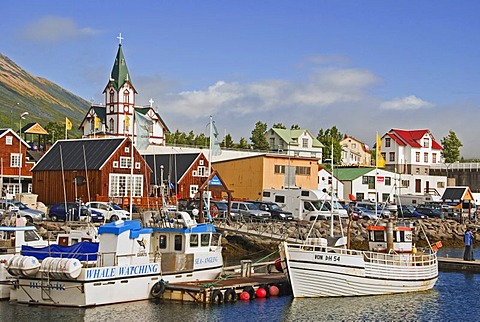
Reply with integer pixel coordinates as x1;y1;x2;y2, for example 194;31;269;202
386;129;442;150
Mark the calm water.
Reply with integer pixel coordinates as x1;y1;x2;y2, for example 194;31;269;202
1;250;478;321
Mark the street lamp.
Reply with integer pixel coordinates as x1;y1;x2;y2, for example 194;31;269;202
18;111;28;195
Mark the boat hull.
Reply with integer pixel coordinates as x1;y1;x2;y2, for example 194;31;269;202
280;242;438;298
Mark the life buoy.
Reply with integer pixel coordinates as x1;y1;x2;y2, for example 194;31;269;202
151;280;166;298
243;286;255;299
210;289;223;304
223;288;237;302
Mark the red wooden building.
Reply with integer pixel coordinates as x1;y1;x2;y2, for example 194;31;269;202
31;137;152;206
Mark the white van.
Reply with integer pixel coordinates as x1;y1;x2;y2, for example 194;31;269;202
262;189;347;221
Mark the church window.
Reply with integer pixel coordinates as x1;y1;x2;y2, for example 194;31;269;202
123;90;129;104
109;119;114;132
110;90;115;103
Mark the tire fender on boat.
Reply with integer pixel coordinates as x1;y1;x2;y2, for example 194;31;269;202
210;289;224;304
151;280;166;298
223;288;237;302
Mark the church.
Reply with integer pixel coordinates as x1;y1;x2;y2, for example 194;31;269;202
79;36;169;146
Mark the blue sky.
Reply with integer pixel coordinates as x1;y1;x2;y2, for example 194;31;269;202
2;1;480;157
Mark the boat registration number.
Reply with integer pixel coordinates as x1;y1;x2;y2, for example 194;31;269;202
314;254;340;262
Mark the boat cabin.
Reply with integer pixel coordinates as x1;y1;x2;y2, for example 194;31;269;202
0;226;47;254
367;222;413;253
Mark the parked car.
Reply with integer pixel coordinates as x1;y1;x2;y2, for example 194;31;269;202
415;206;443;218
397;205;427;219
85;202;131;222
230;201;271;221
353;202;392;218
177;199;228;219
353;206;382;220
248;201;294;221
0;200;46;223
48;202;105;222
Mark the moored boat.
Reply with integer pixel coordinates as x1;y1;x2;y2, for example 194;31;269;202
279;220;439;297
7;211;223;307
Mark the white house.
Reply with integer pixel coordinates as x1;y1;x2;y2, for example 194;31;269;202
318;168;344;202
265;128;323;160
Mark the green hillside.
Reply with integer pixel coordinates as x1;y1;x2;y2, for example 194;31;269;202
0;52;89;136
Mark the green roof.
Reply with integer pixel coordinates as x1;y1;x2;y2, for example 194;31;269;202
271;128;324;147
110;45;131;91
334;167;375;181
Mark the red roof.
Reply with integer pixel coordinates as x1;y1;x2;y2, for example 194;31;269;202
386;129;442;150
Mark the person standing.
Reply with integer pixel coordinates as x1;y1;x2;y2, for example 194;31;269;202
464;227;475;261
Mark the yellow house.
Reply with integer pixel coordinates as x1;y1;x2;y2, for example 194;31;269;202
212;154;319;200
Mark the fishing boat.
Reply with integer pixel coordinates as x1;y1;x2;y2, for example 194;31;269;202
7;211;223;307
279;220;439;297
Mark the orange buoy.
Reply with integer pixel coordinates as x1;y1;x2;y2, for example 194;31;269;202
239;291;250;301
269;285;280;296
255;287;267;298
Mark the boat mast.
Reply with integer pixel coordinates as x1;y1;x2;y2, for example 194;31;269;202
330;142;334;237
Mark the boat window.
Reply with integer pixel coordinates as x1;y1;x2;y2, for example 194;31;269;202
372;230;385;242
190;234;199;247
174;235;183;251
201;234;210;247
211;233;220;246
159;235;167;249
24;230;41;242
399;231;405;242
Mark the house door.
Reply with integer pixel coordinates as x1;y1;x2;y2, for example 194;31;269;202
415;179;421;193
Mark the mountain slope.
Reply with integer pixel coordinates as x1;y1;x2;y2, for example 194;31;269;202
0;52;89;133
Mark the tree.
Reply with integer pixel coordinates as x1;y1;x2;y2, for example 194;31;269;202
317;126;343;164
290;124;301;130
44;121;65;144
194;133;208;147
272;123;286;129
236;137;249;149
250;121;269;150
222;133;234;148
441;130;462;164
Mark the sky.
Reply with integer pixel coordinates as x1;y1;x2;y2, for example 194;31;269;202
2;1;480;157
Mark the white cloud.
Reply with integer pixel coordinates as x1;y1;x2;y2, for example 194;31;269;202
380;95;433;110
21;16;101;42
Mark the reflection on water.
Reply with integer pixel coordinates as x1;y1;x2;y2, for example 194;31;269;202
2;270;480;322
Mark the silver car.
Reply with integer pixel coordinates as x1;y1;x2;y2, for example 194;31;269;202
230;201;271;221
0;200;46;223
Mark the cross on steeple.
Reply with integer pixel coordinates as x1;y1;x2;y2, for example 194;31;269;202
149;98;154;107
117;33;124;45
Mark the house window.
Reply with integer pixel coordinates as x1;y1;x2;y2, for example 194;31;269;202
381;152;386;161
113;161;118;168
385;138;391;147
197;166;207;177
274;165;286;174
437;182;445;188
424;138;430;148
382;193;390;202
120;157;131;168
424;153;428;163
352;143;356;149
270;137;275;149
135;162;141;169
109;173;143;197
125;146;130;153
296;166;311;175
385;177;391;186
10;153;21;168
415;168;420;174
109;119;114;132
432;153;437;163
199;160;204;166
6;136;12;145
415;152;420;162
389;152;395;162
401;180;410;188
302;138;308;148
356;193;364;201
189;185;198;198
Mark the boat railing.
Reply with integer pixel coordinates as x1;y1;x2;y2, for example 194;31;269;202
286;242;437;267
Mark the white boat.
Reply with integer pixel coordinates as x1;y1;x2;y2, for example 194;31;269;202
279;221;439;297
7;211;223;307
0;225;49;299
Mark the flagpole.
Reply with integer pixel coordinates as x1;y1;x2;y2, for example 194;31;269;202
129;109;134;216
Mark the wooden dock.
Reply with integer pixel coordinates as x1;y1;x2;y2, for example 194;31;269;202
438;257;480;273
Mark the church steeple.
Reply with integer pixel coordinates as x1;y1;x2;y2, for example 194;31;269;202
110;41;132;91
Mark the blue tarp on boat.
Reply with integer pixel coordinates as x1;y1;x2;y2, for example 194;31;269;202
21;241;99;261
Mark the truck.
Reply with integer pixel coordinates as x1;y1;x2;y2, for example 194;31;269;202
262;189;347;221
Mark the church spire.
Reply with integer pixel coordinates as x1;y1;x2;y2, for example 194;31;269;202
110;33;131;91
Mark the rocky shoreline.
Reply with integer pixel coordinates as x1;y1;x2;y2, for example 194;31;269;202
220;218;478;258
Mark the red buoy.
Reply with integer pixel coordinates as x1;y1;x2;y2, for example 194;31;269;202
269;285;280;296
274;258;283;272
239;291;250;301
255;287;267;298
